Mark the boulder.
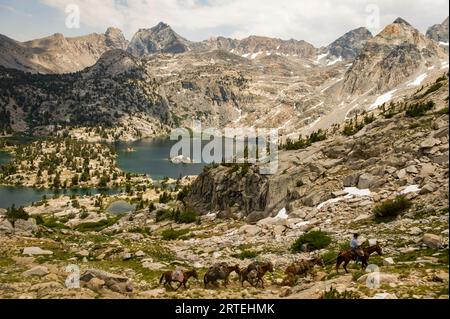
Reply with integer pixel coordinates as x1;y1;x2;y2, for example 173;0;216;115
14;218;39;235
0;218;14;235
383;257;395;266
396;169;407;179
141;261;166;270
23;247;53;256
302;191;331;207
409;227;422;236
419;164;435;177
240;225;261;236
80;269;133;293
272;225;286;236
419;184;436;195
122;252;133;261
420;138;440;149
405;166;418;174
357;173;380;190
22;266;49;277
86;278;105;292
358;273;398;284
422;234;443;249
76;250;90;258
135;250;146;258
344;173;360;187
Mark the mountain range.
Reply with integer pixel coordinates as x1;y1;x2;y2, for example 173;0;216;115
0;17;448;140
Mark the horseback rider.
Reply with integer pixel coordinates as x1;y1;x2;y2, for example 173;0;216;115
350;233;364;263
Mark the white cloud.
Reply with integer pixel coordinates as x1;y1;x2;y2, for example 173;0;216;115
0;4;33;17
40;0;449;46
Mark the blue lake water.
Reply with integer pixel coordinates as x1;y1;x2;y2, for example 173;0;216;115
0;186;122;209
114;138;213;180
0;151;11;166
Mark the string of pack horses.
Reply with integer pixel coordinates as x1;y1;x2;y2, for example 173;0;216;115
160;243;383;290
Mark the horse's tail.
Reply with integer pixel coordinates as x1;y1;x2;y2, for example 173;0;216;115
159;273;165;285
203;274;208;288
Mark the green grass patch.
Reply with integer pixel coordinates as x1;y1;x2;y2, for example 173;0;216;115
161;228;190;240
235;250;259;260
74;215;122;232
291;230;332;252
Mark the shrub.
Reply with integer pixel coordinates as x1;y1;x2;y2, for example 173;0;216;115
321;250;338;265
283;129;327;150
406;101;435;117
161;228;189;240
291;230;332;252
420;82;444;98
159;191;172;204
296;180;304;187
236;250;258;260
437;106;449;115
320;287;359;299
320;286;359;299
79;210;89;219
6;205;29;223
155;209;173;222
176;210;198;224
177;185;192;202
34;215;45;225
363;113;375;125
148;202;156;212
373;195;412;220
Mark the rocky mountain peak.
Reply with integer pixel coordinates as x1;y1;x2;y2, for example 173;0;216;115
426;16;449;44
327;27;373;59
127;22;191;56
342;18;446;94
154;22;170;31
105;27;128;50
393;17;412;26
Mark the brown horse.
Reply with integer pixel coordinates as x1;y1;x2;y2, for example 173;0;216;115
204;263;240;288
336;244;383;273
240;261;274;288
159;269;198;290
283;256;324;286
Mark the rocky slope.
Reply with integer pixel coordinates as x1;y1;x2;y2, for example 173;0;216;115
342;18;447;95
187;75;449;223
0;28;128;74
0;50;170;139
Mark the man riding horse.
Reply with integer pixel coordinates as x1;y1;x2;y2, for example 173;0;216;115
350;233;364;263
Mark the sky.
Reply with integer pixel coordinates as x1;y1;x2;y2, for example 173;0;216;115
0;0;448;47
